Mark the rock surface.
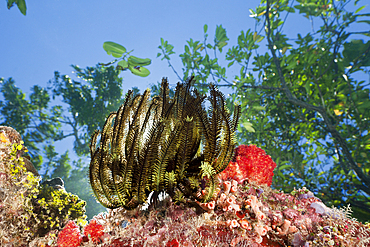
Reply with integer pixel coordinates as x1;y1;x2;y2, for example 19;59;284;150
40;177;65;190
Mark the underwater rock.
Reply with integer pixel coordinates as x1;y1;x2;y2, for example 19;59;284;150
41;177;65;190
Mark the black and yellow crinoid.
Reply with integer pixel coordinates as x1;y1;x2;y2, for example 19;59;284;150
89;77;240;210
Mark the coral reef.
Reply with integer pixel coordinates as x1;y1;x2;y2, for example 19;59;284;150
1;81;370;246
0;140;40;246
25;144;370;246
30;176;370;246
0;126;87;246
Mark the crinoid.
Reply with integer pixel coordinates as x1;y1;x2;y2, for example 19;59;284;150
89;77;240;210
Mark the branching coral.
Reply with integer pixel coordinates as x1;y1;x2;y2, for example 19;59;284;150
89;77;240;210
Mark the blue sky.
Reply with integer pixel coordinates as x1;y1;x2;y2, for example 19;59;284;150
1;0;369;167
1;0;268;94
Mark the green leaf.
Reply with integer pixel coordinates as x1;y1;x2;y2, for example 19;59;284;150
215;25;229;52
279;165;291;170
217;41;228;50
356;13;370;17
195;44;202;52
355;5;366;14
304;81;310;94
185;45;190;54
204;24;208;33
282;46;289;55
318;171;325;176
286;56;296;69
215;25;228;42
7;0;16;9
253;32;258;41
227;61;235;67
128;56;151;66
117;60;128;69
256;35;264;43
129;66;150;77
277;170;285;178
242;121;255;132
253;106;265;111
103;41;127;58
16;0;26;15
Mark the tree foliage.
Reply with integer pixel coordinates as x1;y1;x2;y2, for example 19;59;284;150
157;0;370;221
48;65;125;156
0;77;62;169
